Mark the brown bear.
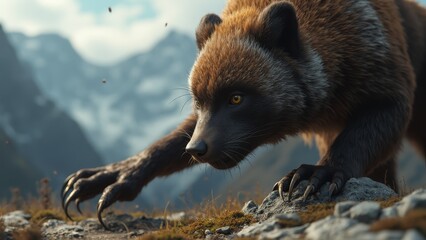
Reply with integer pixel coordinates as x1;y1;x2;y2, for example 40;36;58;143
62;0;426;229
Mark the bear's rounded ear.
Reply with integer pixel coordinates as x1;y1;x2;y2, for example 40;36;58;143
256;2;301;58
196;13;222;50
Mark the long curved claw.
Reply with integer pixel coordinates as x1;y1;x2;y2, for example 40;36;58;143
301;184;314;202
278;182;285;202
272;182;279;191
96;186;119;231
64;189;80;221
96;182;133;231
61;174;74;197
62;183;74;210
97;200;111;231
287;173;300;201
64;199;74;221
273;181;287;201
278;181;288;202
329;171;346;196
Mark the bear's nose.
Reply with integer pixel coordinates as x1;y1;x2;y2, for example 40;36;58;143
185;140;208;157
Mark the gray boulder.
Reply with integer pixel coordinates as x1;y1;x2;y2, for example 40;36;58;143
246;178;396;219
0;210;31;232
349;201;381;223
42;220;84;239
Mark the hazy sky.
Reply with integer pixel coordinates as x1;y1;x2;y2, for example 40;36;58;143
0;0;425;65
0;0;226;65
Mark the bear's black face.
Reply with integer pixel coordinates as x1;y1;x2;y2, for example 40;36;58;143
185;86;277;169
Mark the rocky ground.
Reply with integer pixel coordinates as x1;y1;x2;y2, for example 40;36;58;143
1;178;425;240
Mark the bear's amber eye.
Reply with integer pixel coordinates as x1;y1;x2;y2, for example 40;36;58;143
229;95;243;105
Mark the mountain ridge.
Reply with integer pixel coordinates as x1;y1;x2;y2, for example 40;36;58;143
0;24;103;195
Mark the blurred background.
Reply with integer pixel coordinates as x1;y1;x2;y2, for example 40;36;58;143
0;0;425;210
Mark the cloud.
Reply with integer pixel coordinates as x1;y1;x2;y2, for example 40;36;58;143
0;0;226;65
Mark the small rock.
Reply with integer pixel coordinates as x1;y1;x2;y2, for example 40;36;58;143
259;224;308;240
216;226;232;235
343;223;370;237
78;219;103;231
349;201;381;223
0;211;31;231
237;221;275;237
380;206;398;219
42;219;66;229
402;229;425;240
305;216;358;240
166;212;186;221
334;201;358;217
128;230;145;237
397;189;426;216
43;223;85;239
205;229;212;235
242;200;258;215
238;212;304;238
273;213;301;223
69;231;84;238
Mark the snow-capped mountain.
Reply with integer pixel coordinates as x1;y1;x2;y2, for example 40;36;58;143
8;31;196;163
0;24;103;194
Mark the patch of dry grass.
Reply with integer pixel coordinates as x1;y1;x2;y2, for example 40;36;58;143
192;197;248;218
138;210;254;240
299;202;336;224
182;211;254;236
378;196;402;208
31;209;66;225
137;194;256;239
370;209;426;236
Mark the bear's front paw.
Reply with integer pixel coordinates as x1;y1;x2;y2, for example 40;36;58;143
272;164;349;202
